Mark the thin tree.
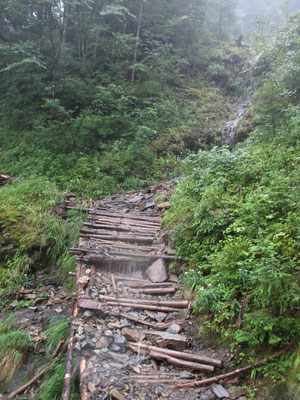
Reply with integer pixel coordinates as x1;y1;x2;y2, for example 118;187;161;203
131;0;144;83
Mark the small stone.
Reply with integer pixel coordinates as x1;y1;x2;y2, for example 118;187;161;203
146;259;168;283
26;293;37;299
155;312;167;322
156;202;170;209
211;384;230;399
229;386;245;399
88;382;96;393
167;323;181;334
96;337;110;349
55;307;63;313
74;342;81;351
28;306;38;311
122;328;142;343
110;388;126;400
113;334;127;345
83;310;93;318
78;275;90;284
110;344;120;352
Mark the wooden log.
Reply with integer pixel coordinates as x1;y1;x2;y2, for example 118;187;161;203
79;356;89;400
87;208;161;222
76;255;151;263
87;255;154;263
106;302;182;313
6;340;64;400
99;295;189;308
128;346;214;372
138;287;176;295
86;218;160;232
87;215;161;228
130;373;194;379
61;302;78;400
130;378;194;384
83;222;158;234
80;232;155;243
107;250;176;260
171;350;286;388
111;274;117;290
129;343;222;368
87;253;176;262
85;239;159;252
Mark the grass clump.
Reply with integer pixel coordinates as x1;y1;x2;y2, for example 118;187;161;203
0;316;30;392
34;316;79;400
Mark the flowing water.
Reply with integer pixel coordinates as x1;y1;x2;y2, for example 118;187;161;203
223;53;261;149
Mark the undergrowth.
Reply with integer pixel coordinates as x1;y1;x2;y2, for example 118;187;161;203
164;14;300;396
0;178;83;308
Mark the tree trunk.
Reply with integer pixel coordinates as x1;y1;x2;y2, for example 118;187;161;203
131;0;144;83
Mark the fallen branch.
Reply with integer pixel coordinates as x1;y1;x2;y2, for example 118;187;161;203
6;340;64;400
128;342;222;368
171;350;287;388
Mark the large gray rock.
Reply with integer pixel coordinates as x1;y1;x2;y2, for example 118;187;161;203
145;330;187;351
146;259;168;282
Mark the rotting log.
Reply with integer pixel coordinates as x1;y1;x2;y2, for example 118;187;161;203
171;350;287;389
128;346;214;372
99;295;189;308
6;340;64;400
128;342;222;368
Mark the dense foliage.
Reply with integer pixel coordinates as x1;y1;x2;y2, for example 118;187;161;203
164;12;299;388
0;0;248;196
